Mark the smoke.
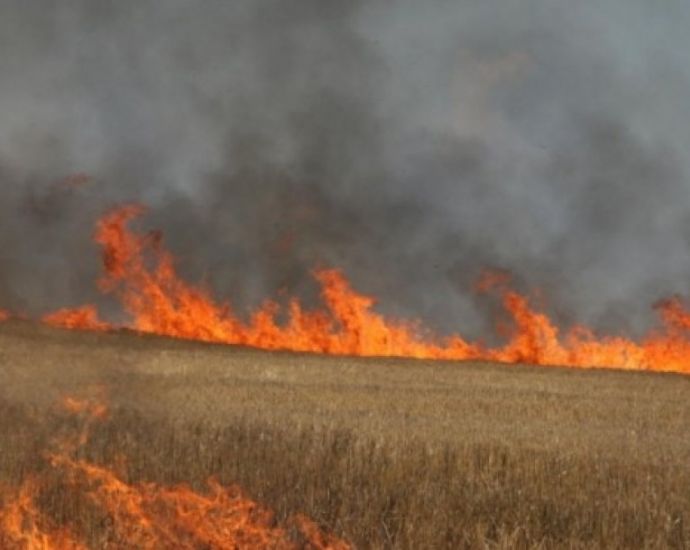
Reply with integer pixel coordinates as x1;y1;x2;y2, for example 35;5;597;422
1;0;689;339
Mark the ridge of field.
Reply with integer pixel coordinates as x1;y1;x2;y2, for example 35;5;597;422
1;320;689;547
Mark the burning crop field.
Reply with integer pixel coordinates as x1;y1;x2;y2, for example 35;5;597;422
3;1;690;548
0;210;689;548
21;204;690;373
0;319;690;548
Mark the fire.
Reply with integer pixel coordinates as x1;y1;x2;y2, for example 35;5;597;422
85;205;483;358
42;306;109;332
0;397;350;550
0;477;86;550
3;203;690;373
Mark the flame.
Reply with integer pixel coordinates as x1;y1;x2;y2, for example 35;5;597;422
42;306;109;332
482;283;690;372
0;398;350;549
0;477;86;550
3;203;689;373
0;310;9;322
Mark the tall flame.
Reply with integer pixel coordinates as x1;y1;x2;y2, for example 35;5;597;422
19;204;690;373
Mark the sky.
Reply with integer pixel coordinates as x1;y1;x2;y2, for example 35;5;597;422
1;0;689;339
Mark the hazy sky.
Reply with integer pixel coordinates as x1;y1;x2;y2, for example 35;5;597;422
1;1;689;338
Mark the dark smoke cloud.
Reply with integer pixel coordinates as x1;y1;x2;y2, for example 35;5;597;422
1;0;689;339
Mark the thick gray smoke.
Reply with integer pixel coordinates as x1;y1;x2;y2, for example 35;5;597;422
1;0;689;339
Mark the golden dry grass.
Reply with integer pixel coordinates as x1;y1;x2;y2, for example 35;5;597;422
1;320;689;548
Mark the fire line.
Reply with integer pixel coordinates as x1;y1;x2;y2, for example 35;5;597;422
2;204;690;373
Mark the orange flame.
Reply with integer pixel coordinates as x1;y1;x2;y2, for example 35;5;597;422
0;397;350;549
0;477;86;550
30;205;690;373
42;306;109;332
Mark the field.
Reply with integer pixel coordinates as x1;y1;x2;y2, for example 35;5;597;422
0;320;689;548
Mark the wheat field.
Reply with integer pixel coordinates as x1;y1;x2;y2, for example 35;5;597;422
0;320;689;548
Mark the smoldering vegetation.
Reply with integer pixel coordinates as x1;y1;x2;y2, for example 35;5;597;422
1;2;690;340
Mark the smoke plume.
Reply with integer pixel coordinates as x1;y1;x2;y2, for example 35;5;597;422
1;1;689;339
